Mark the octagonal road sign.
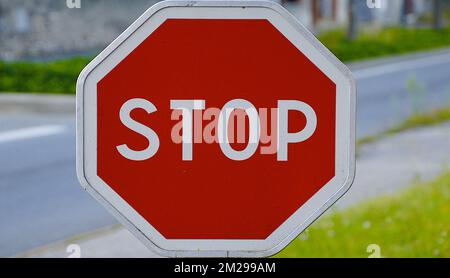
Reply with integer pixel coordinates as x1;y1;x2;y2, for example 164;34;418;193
76;0;356;257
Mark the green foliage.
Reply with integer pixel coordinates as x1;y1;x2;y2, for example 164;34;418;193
0;57;91;94
276;171;450;258
320;26;450;62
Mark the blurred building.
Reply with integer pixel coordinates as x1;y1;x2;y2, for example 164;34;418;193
283;0;431;30
0;0;441;61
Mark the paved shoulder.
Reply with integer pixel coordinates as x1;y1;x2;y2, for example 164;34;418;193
0;93;74;114
337;121;450;208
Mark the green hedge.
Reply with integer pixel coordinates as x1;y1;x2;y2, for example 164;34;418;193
0;57;90;94
321;26;450;62
1;27;450;94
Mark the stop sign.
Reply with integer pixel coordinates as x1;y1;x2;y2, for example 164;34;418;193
76;1;355;257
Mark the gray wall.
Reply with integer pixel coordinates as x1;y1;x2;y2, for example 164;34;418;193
0;0;158;60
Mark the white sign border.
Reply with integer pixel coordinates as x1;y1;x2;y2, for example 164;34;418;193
76;0;356;258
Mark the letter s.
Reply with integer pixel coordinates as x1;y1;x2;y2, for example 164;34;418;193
116;98;160;161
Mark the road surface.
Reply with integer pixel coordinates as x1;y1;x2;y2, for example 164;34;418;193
1;50;450;256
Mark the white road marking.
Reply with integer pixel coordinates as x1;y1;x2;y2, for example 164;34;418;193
0;125;66;144
353;52;450;79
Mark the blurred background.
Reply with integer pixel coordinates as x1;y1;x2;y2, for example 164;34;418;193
0;0;449;258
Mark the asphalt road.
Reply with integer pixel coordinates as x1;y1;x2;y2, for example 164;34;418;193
354;50;450;137
1;50;450;257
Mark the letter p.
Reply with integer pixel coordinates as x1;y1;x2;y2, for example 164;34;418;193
277;100;317;161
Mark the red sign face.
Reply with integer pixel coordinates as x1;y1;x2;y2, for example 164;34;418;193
77;2;355;257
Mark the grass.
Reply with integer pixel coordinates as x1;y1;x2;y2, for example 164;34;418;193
275;171;450;258
321;26;450;62
358;106;450;145
1;27;450;94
